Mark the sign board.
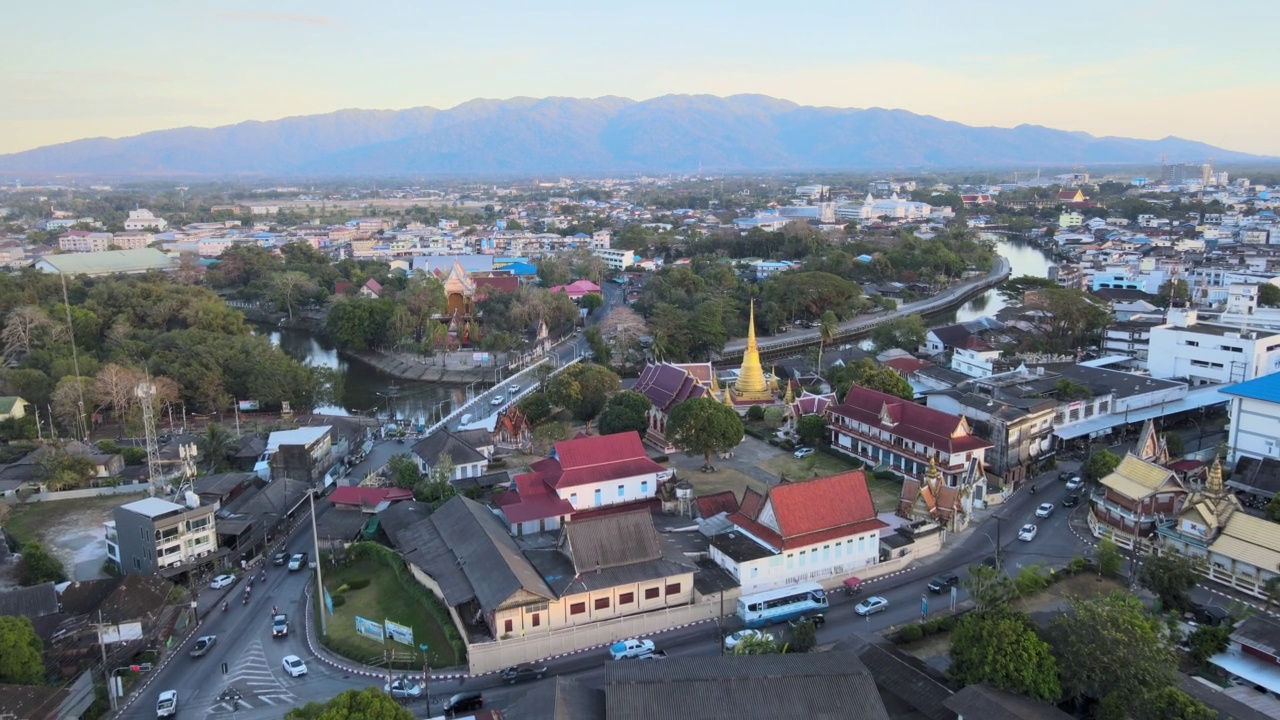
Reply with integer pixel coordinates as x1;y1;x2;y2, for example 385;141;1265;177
324;587;334;616
385;619;414;646
355;616;384;642
99;621;144;644
472;352;491;363
237;400;260;411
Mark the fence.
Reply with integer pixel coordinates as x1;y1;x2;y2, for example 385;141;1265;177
3;481;151;503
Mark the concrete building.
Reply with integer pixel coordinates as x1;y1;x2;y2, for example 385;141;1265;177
123;209;168;232
106;497;217;575
1223;373;1280;464
33;248;175;276
58;231;115;253
591;247;634;270
925;386;1056;486
255;426;334;488
1147;307;1280;385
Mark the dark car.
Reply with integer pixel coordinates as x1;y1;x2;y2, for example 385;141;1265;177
443;691;483;715
928;573;960;593
788;613;825;629
1192;605;1233;628
1062;494;1080;508
271;614;289;638
499;663;547;684
1058;470;1073;481
272;552;289;566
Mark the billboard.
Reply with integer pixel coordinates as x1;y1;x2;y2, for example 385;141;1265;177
99;621;144;644
385;619;414;646
237;400;260;411
355;616;384;642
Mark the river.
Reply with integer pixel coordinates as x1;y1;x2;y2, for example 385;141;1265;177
263;327;462;427
934;236;1055;325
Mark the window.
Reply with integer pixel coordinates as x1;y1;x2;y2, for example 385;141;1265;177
835;541;842;558
504;619;513;634
1185;340;1199;347
644;587;660;600
641;480;649;494
665;583;682;596
798;550;806;567
531;614;541;627
618;592;634;605
570;602;586;615
594;597;610;610
570;493;578;505
749;567;758;579
617;484;625;498
593;489;602;506
823;545;831;561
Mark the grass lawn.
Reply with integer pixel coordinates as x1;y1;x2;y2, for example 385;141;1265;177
684;467;768;500
4;495;128;544
320;561;459;669
758;453;902;512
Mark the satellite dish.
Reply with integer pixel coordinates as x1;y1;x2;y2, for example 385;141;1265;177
184;490;200;509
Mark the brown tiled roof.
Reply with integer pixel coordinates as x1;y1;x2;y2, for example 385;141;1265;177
695;490;739;518
97;573;172;623
739;487;766;520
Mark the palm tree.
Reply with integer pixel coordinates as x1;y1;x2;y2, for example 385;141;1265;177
817;310;839;376
198;422;236;473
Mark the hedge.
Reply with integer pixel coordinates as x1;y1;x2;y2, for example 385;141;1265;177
344;542;467;663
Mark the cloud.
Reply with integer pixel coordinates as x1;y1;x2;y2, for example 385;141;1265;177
215;11;333;26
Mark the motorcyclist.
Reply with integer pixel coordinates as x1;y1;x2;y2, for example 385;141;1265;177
222;601;228;612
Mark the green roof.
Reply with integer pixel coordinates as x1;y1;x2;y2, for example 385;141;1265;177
36;249;174;276
0;397;19;414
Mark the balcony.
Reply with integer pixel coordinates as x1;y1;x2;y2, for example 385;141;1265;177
829;424;964;473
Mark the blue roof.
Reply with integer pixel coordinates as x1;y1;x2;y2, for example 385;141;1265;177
1222;373;1280;404
571;232;590;238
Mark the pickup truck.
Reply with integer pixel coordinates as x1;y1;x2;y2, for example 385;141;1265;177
189;635;216;658
634;650;668;660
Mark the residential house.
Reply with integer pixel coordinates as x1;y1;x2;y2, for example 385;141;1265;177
0;396;28;421
592;247;633;270
359;278;383;299
1223;372;1280;463
950;336;1002;378
921;323;974;356
1088;453;1188;549
708;471;887;595
410;430;489;482
549;279;602;301
633;362;716;451
123;209;167;231
494;432;670;535
1147;306;1280;385
327;486;414;513
107;497;217;576
1103;321;1156;363
925;388;1056;486
256;426;334;487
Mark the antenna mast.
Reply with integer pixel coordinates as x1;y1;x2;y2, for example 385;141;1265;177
136;382;164;494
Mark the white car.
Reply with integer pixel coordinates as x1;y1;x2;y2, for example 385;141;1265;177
1018;523;1038;541
854;596;889;616
209;574;236;590
288;553;305;571
491;395;504;406
724;629;773;651
610;638;655;660
508;384;520;393
793;447;815;459
156;689;178;718
1035;502;1054;518
1066;476;1084;490
281;654;308;677
384;676;423;698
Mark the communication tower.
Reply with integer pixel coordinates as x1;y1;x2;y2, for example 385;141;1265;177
135;382;164;493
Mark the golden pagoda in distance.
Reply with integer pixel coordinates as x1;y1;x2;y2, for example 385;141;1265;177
730;302;779;406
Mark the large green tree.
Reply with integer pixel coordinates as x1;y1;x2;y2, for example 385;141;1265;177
964;563;1017;612
18;542;67;586
796;414;826;445
0;615;44;684
827;358;913;400
870;314;927;352
667;396;745;469
285;687;415;720
1134;687;1216;720
1138;551;1202;613
1083;450;1121;481
1050;590;1175;705
325;297;395;351
545;364;621;420
949;610;1061;701
597;390;651;437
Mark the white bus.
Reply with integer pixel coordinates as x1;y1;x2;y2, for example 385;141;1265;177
736;582;828;629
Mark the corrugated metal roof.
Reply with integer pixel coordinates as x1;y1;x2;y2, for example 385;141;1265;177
503;677;605;720
943;684;1075;720
564;511;661;572
35;248;174;275
1101;454;1177;499
1224;373;1280;405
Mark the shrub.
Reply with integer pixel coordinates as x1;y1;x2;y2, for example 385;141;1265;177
346;578;370;590
1067;556;1089;575
898;624;924;643
746;405;765;421
335;583;351;594
330;595;346;608
1014;565;1051;597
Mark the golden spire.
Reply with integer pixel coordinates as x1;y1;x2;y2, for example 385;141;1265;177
1206;454;1224;496
924;457;942;493
783;381;795;405
733;301;772;400
723;386;735;407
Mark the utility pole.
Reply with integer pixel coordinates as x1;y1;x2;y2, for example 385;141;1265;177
310;490;327;635
98;611;115;712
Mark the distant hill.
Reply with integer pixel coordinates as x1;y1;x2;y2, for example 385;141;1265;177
0;94;1267;176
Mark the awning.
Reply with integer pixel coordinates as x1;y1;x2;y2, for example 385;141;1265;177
1054;386;1230;441
1211;650;1280;694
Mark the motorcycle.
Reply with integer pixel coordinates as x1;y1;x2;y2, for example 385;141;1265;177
222;601;229;612
242;594;248;605
1030;484;1037;494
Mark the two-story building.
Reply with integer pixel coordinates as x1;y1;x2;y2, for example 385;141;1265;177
924;388;1056;486
106;497;217;575
709;471;888;595
1210;615;1280;697
1088;453;1188;549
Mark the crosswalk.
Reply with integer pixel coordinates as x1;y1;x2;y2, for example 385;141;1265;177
206;639;299;713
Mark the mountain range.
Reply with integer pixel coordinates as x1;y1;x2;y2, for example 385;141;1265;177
0;94;1267;176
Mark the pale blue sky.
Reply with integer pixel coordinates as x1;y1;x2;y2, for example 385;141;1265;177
4;0;1277;156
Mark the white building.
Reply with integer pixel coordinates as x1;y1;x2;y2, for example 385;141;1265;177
592;247;634;271
59;231;115;253
590;229;612;249
1147;307;1280;386
1059;211;1084;228
124;209;168;232
1210;283;1280;333
106;496;217;574
708;471;887;595
836;193;933;221
1223;373;1280;463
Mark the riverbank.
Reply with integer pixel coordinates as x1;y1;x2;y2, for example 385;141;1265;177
346;349;510;385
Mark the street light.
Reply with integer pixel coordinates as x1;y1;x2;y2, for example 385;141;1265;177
465;381;482;402
433;400;450;424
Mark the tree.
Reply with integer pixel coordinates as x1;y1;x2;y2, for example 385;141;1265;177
949;610;1061;701
997;275;1060;304
667;396;745;470
18;542;67;586
731;633;784;655
796;414;826;445
416;453;456;508
36;448;96;492
827;358;913;400
1018;287;1113;354
0;615;44;685
387;454;423;490
1157;279;1191;306
1186;624;1232;667
198;422;236;473
1138;551;1202;613
1095;536;1124;577
1258;283;1280;308
1161;431;1185;458
286;687;416;720
597;390;651;437
816;310;838;370
870;314;927;352
544;364;621;420
1083;450;1121;481
269;271;320;322
787;618;817;653
964;564;1017;612
1135;687;1216;720
583;326;611;366
1051;590;1175;704
536;258;572;287
517;393;552;424
580;293;604;312
1;305;55;360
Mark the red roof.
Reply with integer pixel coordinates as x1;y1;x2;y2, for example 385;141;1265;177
474;275;519;299
728;473;889;551
327;486;413;508
499;473;576;524
695;490;740;518
882;358;932;376
830;386;992;455
335;281;354;295
548;432;665;489
739;487;766;520
549;279;602;297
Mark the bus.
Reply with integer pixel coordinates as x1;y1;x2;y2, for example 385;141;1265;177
736;582;829;629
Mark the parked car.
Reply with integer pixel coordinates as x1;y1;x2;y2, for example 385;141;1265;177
271;614;289;638
272;552;289;566
788;613;825;629
1018;524;1038;541
490;395;504;406
500;663;547;684
1066;476;1084;490
384;676;423;698
610;638;655;660
156;690;178;718
287;553;306;571
724;629;774;651
927;573;959;593
1190;604;1233;628
281;655;308;677
210;574;236;589
793;447;815;459
443;691;483;715
189;635;217;658
1062;494;1080;508
855;596;889;616
1058;470;1073;481
1035;502;1055;518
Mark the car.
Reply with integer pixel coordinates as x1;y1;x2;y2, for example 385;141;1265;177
855;596;889;616
210;574;236;589
927;573;959;593
634;650;669;659
1190;605;1233;628
384;676;423;698
189;635;217;658
272;614;289;638
509;384;520;393
1058;470;1073;482
156;689;178;718
793;447;815;459
281;654;308;677
500;663;548;684
1035;502;1055;518
491;395;504;406
1066;476;1084;490
788;613;825;629
610;638;655;660
443;691;484;714
272;552;289;566
723;629;774;651
1062;494;1079;508
287;553;306;571
1018;523;1038;541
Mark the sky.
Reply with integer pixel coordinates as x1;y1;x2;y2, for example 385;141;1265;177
3;0;1278;157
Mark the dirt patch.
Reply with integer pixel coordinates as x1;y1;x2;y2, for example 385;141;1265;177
1014;573;1127;614
5;494;134;582
758;452;861;481
684;467;769;499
